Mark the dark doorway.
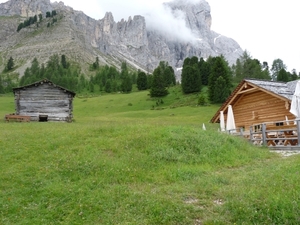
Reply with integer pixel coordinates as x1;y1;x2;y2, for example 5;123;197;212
39;115;48;122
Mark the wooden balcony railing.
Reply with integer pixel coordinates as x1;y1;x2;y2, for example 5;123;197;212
249;120;300;147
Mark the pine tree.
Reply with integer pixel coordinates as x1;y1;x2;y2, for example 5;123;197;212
233;58;243;82
121;73;132;93
277;68;289;82
30;58;40;79
61;55;68;69
147;74;153;89
181;57;201;94
199;57;210;85
52;10;57;17
105;80;112;93
271;58;286;81
120;62;128;79
33;15;37;23
0;76;5;93
213;76;229;103
150;67;168;97
6;57;14;71
164;66;176;87
17;23;24;32
108;66;117;79
111;80;118;92
290;69;298;81
89;82;94;92
208;56;232;103
137;71;148;90
92;57;99;70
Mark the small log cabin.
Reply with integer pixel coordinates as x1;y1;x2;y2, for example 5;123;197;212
13;79;76;122
211;79;299;131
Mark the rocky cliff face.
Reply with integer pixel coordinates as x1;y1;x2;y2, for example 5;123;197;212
0;0;53;17
0;0;243;77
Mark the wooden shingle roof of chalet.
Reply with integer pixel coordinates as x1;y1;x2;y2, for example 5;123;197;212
210;79;299;123
13;78;76;96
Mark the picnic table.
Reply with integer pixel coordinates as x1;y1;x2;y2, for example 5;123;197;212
265;126;298;146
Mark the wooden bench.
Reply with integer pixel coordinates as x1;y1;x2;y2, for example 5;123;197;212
5;115;31;122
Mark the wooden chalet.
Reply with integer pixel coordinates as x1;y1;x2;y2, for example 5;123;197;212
211;79;299;131
12;79;76;122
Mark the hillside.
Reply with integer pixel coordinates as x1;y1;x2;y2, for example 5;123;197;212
1;90;300;224
0;0;243;77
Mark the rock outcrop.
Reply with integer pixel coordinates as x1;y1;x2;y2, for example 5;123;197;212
0;0;243;77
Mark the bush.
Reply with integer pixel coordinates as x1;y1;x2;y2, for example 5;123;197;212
198;94;207;106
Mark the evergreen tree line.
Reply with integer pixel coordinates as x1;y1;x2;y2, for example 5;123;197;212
17;15;40;32
149;55;232;104
89;61;136;93
90;58;176;96
19;54;88;92
232;51;299;82
46;10;57;18
1;50;299;103
179;52;300;104
17;10;57;32
180;55;232;104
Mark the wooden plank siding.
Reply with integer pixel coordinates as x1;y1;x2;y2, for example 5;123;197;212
13;79;75;122
232;91;293;131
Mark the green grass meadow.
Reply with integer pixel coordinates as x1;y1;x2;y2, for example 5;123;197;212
1;88;300;224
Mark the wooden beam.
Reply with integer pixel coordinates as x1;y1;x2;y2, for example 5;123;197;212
237;87;258;94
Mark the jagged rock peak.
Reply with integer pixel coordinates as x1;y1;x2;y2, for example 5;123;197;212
0;0;54;17
104;12;115;22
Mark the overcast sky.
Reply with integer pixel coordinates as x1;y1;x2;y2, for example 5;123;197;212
1;0;299;73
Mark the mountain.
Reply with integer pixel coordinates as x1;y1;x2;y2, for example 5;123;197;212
0;0;243;77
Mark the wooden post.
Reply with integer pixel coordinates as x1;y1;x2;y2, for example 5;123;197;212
297;119;300;146
262;123;267;146
240;127;243;137
250;126;253;143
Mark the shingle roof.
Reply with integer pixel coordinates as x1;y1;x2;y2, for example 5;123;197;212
245;79;298;101
13;78;76;96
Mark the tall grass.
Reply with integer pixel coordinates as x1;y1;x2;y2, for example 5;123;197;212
0;89;299;224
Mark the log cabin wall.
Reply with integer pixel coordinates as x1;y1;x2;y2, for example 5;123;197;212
232;90;293;131
14;82;74;122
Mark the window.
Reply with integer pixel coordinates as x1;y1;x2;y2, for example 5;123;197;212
275;122;284;126
254;124;261;132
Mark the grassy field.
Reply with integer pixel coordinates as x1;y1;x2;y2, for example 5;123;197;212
1;87;300;224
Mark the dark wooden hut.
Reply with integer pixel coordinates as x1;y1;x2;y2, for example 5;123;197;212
12;79;76;122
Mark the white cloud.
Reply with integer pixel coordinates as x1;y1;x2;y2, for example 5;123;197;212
143;3;197;43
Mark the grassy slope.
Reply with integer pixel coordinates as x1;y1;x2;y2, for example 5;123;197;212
1;88;300;224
